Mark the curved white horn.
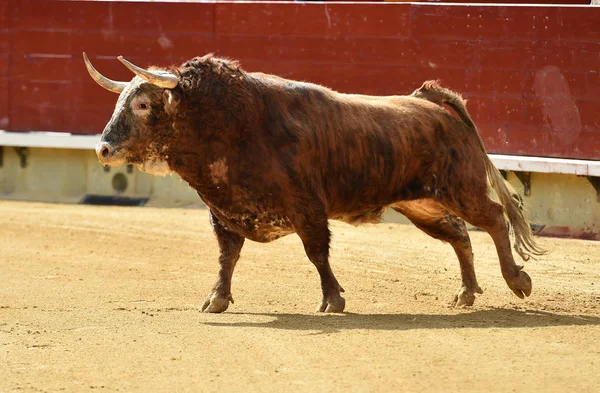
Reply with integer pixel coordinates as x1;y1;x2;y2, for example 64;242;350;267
82;52;127;94
118;56;178;89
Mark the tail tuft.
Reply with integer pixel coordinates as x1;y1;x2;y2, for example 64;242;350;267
486;162;546;261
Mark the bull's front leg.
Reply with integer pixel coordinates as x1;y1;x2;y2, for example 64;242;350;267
294;213;345;313
201;210;245;313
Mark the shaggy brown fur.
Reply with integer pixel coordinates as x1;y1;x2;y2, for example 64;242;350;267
93;55;544;313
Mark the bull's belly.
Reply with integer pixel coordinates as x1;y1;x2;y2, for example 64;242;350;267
213;210;296;243
330;207;386;226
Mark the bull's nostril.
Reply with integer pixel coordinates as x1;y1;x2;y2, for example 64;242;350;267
100;146;110;158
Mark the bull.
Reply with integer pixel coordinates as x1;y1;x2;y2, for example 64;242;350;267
83;52;544;313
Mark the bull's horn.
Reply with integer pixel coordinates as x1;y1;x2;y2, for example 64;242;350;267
82;52;127;94
117;56;178;89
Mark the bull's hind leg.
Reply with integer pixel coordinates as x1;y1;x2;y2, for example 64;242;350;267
442;194;532;300
393;200;483;306
201;210;245;313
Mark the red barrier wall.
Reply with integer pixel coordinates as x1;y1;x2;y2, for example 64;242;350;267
1;0;599;160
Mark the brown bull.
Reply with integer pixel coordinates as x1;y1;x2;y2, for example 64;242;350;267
83;52;544;313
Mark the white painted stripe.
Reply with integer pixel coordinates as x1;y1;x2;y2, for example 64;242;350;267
0;131;99;150
489;154;600;177
1;131;598;176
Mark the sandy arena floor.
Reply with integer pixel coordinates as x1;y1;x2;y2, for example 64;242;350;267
0;201;599;392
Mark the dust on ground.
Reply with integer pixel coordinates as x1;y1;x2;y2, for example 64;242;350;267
0;201;599;392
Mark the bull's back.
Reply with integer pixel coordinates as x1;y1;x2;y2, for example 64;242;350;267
253;76;476;217
293;91;459;212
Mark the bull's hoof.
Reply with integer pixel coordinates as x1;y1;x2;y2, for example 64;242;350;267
505;267;532;299
201;293;232;313
453;285;484;307
317;294;346;313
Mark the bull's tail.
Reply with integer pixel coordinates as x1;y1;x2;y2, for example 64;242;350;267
411;80;477;129
412;80;545;261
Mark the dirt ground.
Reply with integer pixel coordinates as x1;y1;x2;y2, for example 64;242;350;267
1;200;599;393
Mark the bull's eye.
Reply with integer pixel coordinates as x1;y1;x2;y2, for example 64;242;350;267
132;96;151;115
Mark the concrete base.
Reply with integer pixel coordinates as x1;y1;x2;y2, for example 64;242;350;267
0;147;201;207
1;147;598;239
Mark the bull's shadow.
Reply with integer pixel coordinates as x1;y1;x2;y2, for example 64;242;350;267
202;308;600;334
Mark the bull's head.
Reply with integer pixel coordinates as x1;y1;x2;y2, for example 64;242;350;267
83;52;180;175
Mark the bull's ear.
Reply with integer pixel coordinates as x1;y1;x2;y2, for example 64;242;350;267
162;89;181;115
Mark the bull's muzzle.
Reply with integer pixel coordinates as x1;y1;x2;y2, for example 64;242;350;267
95;142;122;166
